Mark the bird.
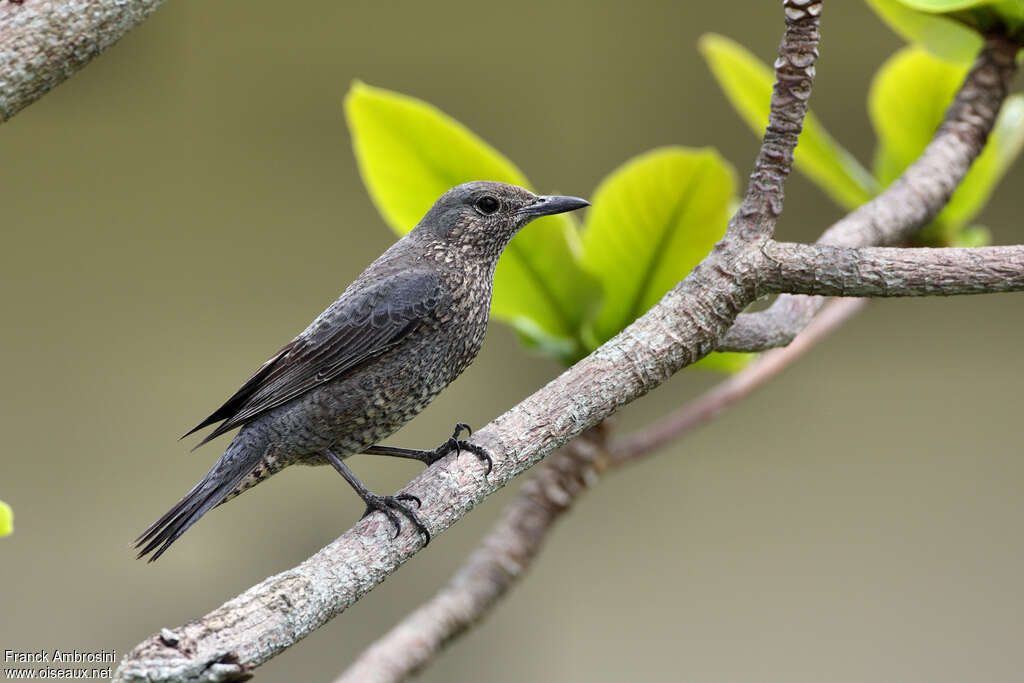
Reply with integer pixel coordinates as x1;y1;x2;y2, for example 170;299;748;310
133;181;589;561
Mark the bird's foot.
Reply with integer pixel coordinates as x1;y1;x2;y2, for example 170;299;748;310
362;422;492;474
428;422;492;474
360;492;430;545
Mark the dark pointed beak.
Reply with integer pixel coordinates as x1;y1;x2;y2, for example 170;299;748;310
521;194;590;218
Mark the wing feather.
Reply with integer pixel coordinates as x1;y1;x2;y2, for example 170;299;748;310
186;270;444;448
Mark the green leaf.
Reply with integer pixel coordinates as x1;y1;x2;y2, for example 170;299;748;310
900;0;1002;7
888;0;1024;34
993;0;1024;24
866;0;983;63
344;81;600;361
698;33;877;210
0;499;12;537
870;47;966;187
950;224;993;246
580;147;750;373
870;47;1024;240
898;0;1024;19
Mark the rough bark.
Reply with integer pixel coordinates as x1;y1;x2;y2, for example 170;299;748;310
765;243;1024;297
729;0;821;240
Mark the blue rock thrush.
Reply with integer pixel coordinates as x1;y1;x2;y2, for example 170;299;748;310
134;181;588;560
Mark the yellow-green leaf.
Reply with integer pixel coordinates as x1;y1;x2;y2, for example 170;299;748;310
698;33;877;210
0;500;12;537
951;224;993;246
899;0;1024;21
866;0;984;62
580;147;749;372
344;81;600;360
901;0;1012;7
870;47;1024;240
881;0;1024;37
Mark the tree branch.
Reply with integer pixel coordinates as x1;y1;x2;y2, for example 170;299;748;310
764;243;1024;297
728;0;820;240
0;0;167;123
719;32;1019;352
335;297;865;683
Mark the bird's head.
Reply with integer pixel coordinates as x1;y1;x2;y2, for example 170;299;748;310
414;181;589;259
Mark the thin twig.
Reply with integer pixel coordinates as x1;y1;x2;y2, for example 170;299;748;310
729;0;821;240
610;297;864;464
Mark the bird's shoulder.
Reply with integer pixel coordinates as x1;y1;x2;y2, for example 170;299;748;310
303;267;447;340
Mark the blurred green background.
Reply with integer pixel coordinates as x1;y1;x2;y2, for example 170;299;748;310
3;2;1023;681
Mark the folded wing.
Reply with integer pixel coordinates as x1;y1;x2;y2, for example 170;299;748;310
184;269;444;448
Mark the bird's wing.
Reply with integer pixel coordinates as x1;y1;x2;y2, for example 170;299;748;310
184;269;444;448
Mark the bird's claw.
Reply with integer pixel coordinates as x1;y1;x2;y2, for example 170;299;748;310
443;422;473;458
396;492;421;508
431;427;492;476
361;493;430;545
453;440;492;475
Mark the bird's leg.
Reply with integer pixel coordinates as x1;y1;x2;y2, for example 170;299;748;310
323;448;430;545
363;422;492;474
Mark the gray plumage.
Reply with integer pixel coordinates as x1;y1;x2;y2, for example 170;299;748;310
134;181;588;561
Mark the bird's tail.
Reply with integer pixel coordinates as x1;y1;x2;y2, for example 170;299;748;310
134;429;271;562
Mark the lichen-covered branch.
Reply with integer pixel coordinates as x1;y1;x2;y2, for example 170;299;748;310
114;242;766;683
0;0;167;122
719;32;1019;352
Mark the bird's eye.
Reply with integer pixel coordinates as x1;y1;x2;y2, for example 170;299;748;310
474;195;500;215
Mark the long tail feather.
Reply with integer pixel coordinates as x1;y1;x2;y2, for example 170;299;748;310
135;431;267;562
